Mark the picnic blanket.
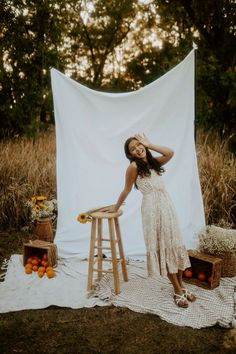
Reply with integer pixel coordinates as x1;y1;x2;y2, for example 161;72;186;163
0;255;236;329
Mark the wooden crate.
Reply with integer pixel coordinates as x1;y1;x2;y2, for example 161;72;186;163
23;240;58;267
183;250;222;289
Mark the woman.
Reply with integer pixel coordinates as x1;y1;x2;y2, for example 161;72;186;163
102;133;196;308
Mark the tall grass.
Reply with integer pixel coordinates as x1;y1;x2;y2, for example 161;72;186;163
0;130;56;228
0;129;235;229
196;130;235;227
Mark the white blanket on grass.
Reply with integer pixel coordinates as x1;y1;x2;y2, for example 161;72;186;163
0;255;236;329
0;255;106;312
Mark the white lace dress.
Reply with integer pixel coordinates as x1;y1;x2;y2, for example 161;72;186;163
136;170;190;277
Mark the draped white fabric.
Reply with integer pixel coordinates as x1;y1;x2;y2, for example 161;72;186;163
51;49;205;259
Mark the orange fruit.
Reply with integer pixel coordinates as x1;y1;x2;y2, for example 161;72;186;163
27;257;33;264
46;266;53;272
183;268;193;278
41;260;49;268
38;271;44;278
25;263;33;269
46;270;55;278
32;265;38;271
25;267;32;274
32;259;39;266
38;266;46;273
208;276;212;283
42;253;48;261
197;271;207;282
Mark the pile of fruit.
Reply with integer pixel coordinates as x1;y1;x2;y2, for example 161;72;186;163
183;267;212;284
24;253;56;278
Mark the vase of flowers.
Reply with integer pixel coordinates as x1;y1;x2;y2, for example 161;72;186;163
26;196;57;242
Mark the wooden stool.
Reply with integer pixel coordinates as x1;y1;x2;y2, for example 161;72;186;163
87;210;128;294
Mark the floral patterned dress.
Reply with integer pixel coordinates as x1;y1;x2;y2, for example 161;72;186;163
136;169;190;277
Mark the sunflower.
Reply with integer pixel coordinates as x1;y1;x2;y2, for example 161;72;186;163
36;196;47;201
77;213;92;223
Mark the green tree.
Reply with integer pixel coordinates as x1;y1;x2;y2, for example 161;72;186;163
153;0;236;134
65;0;138;87
0;0;67;138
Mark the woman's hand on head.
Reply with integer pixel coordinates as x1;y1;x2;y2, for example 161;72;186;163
134;133;150;148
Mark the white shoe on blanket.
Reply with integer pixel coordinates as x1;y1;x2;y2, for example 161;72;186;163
182;288;196;302
173;293;189;308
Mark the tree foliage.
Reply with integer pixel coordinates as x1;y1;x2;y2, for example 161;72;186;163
0;0;67;137
153;0;236;134
0;0;235;138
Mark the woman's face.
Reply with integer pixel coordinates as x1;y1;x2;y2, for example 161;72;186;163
128;139;147;160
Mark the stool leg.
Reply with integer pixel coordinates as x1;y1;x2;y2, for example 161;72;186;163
97;218;103;280
108;218;120;294
87;218;96;291
114;217;128;282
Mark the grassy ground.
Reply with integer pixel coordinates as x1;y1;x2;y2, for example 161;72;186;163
0;230;236;354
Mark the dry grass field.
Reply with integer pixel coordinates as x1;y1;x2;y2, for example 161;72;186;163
0;128;235;354
0;128;235;229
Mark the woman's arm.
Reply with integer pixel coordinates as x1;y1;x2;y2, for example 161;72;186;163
135;133;174;165
102;162;138;213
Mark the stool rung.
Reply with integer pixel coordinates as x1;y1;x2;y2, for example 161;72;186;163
93;268;113;273
95;238;119;243
94;246;111;250
103;257;121;262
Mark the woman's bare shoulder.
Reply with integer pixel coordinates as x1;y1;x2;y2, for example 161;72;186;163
128;161;138;170
125;161;138;178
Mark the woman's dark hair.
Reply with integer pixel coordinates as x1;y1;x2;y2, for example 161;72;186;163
124;137;165;179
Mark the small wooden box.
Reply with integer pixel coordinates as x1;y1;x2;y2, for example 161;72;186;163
23;240;58;267
183;250;222;289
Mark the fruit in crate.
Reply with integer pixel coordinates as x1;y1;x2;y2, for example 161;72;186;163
183;268;193;278
45;266;55;278
197;271;207;282
25;266;32;274
208;276;212;283
38;270;44;278
24;253;56;278
46;269;55;278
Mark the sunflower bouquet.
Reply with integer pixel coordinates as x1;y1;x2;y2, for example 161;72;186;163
26;196;57;222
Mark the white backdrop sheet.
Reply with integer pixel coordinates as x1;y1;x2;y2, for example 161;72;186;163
51;49;205;258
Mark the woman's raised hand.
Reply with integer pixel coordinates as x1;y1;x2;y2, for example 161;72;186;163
134;133;151;148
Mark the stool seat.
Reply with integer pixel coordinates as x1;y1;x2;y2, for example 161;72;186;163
90;210;122;219
87;208;128;294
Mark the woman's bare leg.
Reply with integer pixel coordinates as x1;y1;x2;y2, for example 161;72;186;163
168;273;182;295
177;269;183;288
179;269;196;301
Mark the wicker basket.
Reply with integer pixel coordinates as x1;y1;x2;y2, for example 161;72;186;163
202;250;236;277
34;217;54;242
